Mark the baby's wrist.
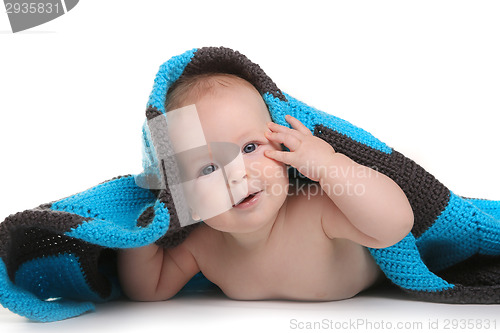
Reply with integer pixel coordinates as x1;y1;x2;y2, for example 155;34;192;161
319;152;349;180
317;153;360;190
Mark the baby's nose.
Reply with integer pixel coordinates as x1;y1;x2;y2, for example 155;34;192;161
229;168;247;185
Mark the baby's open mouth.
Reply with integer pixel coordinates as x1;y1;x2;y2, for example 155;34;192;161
233;191;262;207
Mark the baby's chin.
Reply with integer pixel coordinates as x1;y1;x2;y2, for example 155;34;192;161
202;208;275;234
202;184;289;230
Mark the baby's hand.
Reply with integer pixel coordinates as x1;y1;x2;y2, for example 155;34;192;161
264;115;336;182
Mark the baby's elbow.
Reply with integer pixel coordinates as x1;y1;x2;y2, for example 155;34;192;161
379;205;414;248
124;289;175;302
403;207;414;234
391;182;414;240
398;198;415;236
368;206;413;249
397;209;414;242
121;279;177;302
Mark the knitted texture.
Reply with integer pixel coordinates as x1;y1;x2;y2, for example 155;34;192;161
1;46;500;322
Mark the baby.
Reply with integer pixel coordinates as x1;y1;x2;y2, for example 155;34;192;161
117;73;414;302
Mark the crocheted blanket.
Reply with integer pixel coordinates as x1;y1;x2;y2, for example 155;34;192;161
1;47;500;322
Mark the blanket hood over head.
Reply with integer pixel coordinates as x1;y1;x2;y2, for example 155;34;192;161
1;46;500;322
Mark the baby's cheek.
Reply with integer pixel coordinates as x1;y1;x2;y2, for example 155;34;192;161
268;163;286;179
193;173;227;194
261;160;288;186
184;173;230;202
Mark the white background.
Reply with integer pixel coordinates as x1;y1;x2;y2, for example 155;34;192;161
1;1;499;332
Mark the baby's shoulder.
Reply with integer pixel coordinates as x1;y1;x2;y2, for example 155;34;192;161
181;223;222;255
282;185;334;238
286;181;332;214
183;222;215;243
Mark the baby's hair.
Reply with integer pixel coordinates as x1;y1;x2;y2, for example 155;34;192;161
165;73;258;112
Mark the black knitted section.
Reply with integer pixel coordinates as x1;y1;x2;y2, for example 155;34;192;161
136;206;155;227
0;207;91;258
439;254;500;287
0;206;113;299
38;203;52;210
170;46;286;102
5;226;112;300
313;125;450;238
146;106;162;121
154;188;199;249
402;254;500;303
406;285;500;304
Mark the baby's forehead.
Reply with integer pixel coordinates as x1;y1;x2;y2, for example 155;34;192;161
167;73;262;111
166;77;271;146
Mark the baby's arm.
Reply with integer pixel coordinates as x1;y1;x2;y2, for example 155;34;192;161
117;242;200;301
316;152;413;248
265;115;413;248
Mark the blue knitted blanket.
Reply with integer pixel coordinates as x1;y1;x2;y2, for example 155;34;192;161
1;47;500;322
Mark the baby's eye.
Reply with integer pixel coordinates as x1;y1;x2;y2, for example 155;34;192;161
199;163;219;176
243;142;258;154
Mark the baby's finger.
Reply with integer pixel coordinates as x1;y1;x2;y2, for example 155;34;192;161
267;121;297;135
285;115;312;136
265;130;301;151
264;149;294;165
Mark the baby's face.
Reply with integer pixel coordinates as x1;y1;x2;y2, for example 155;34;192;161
167;82;289;233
